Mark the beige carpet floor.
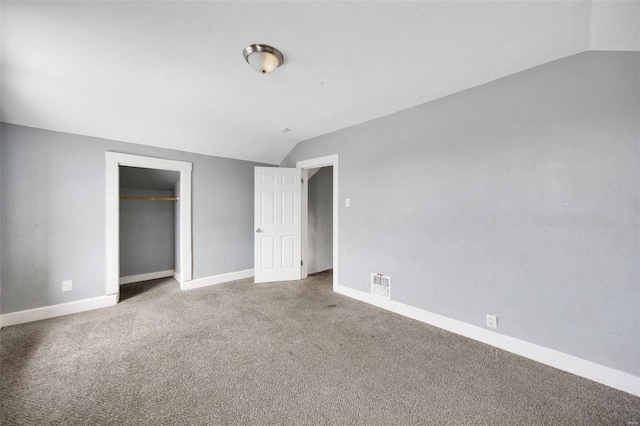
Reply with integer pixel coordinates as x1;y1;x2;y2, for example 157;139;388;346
1;270;639;425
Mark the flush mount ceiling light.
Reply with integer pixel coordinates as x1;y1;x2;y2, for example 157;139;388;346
243;44;284;74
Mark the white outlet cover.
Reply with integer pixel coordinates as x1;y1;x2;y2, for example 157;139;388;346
486;313;498;329
62;280;73;292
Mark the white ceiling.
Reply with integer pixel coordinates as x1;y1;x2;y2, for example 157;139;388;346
1;1;638;165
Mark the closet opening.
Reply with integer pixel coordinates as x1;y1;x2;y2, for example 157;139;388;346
105;152;193;300
304;166;334;278
297;154;339;291
118;166;180;295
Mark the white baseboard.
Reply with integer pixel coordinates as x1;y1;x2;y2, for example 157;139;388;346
0;294;118;328
119;269;174;285
173;271;182;284
334;284;640;397
181;269;253;291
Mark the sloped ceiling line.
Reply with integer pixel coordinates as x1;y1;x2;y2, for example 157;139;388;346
1;1;637;164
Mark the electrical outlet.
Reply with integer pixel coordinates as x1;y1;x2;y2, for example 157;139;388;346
486;313;498;329
345;198;351;207
62;280;73;292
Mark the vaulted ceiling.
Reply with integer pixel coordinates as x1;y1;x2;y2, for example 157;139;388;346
1;1;638;164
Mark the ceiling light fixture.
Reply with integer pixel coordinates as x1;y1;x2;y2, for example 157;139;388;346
243;44;284;74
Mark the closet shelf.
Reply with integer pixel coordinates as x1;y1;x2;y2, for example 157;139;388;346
120;196;178;201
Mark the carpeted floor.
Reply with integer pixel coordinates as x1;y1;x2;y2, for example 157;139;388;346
1;270;638;425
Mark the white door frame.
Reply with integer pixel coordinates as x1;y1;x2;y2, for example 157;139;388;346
105;152;193;296
296;154;339;291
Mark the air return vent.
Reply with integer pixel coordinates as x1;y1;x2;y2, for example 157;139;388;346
371;273;391;299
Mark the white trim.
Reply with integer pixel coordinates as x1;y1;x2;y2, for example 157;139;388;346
181;269;254;291
119;270;174;285
334;284;640;397
105;159;119;295
173;271;182;284
179;169;193;281
105;152;193;298
296;155;339;291
300;168;309;279
296;155;339;169
105;152;193;172
0;294;118;327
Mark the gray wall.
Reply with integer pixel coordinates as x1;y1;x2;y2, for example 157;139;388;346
281;52;640;376
0;124;269;314
119;188;175;277
119;166;179;191
0;125;3;311
307;167;333;274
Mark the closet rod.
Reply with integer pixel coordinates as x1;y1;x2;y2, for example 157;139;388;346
119;196;178;201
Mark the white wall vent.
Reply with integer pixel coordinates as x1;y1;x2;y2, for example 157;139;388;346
371;273;391;299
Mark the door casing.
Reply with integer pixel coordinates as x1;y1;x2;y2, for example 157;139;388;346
105;152;193;297
297;155;339;291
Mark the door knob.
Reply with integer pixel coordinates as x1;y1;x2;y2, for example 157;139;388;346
256;228;262;233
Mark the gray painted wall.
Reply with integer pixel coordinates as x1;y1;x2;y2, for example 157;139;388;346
0;125;3;311
307;167;333;274
281;52;640;375
120;166;179;191
0;124;269;314
119;188;175;277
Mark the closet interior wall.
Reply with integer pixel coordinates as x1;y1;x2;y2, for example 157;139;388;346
119;167;179;280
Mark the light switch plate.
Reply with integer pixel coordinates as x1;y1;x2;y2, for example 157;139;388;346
62;280;73;292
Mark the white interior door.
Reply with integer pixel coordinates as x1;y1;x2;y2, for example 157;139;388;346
254;167;302;283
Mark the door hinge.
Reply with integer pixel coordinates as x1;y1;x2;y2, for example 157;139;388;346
301;260;304;266
301;178;304;183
